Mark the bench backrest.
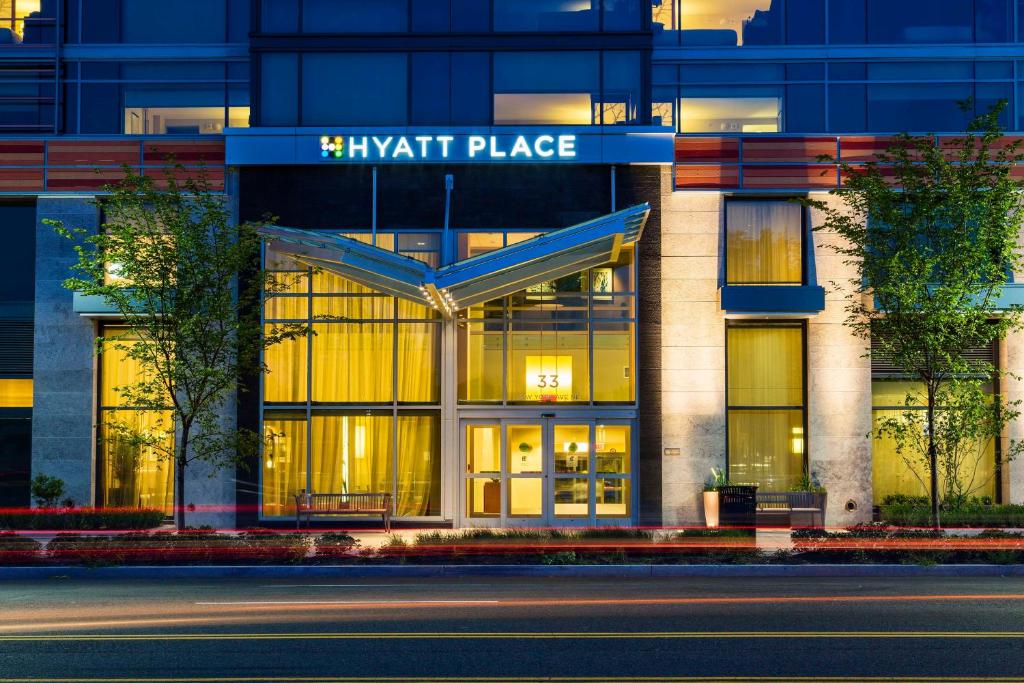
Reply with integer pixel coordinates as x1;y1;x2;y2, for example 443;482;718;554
297;492;391;511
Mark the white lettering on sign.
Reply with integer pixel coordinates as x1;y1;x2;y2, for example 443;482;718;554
321;134;579;162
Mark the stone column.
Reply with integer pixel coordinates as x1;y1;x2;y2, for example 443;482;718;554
31;198;99;506
659;183;726;526
806;193;874;524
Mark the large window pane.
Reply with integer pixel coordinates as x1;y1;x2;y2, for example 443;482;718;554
262;412;307;516
727;325;803;406
680;96;781;133
397;323;440;403
264;328;307;404
0;379;31;408
122;0;226;43
494;0;598;31
593;323;634;402
867;83;974;132
312;323;393;403
100;410;174;512
682;0;777;46
604;0;642;30
728;409;804;490
493;52;598;125
458;312;504;403
311;413;392;495
602;51;642;124
726;201;802;285
867;0;972;43
508;325;589;403
396;413;440;516
301;54;407;126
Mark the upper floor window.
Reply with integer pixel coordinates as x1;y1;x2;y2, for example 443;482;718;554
121;0;229;43
0;0;53;44
726;200;803;286
680;96;781;133
122;86;250;134
494;0;599;31
301;0;408;32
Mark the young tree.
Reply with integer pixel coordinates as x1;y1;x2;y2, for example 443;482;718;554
807;105;1024;528
51;164;305;529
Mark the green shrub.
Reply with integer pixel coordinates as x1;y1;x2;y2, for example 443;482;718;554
881;502;1024;528
313;532;359;560
45;530;310;566
791;524;1024;564
30;474;65;508
0;507;166;531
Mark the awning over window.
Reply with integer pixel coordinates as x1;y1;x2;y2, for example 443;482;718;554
258;203;649;318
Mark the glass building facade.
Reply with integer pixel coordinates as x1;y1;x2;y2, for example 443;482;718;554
2;0;1022;527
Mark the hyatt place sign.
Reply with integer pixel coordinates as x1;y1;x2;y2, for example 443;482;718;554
319;134;578;162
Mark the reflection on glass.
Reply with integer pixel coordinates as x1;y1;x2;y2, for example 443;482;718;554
596;424;630;474
680;97;781;133
554;478;589;517
597;478;629;517
681;0;775;46
508;424;543;474
494;0;597;31
467;424;501;474
262;413;307;517
554;424;589;474
509;477;543;517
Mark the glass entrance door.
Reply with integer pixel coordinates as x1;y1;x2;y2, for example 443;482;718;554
462;419;633;526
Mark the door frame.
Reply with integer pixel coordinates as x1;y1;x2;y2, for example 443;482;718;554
458;415;636;528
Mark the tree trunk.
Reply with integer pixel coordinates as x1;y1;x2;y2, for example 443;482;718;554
175;430;189;531
926;395;941;530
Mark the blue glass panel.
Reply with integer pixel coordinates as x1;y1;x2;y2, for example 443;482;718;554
786;0;825;44
786;63;825;81
0;204;35;305
603;51;642;124
122;0;226;43
867;62;973;81
828;84;866;132
411;53;451;124
121;62;226;80
867;0;972;43
80;84;120;133
412;0;451;31
975;83;1013;126
867;84;973;132
301;0;408;32
828;0;865;44
494;0;598;31
742;2;783;45
82;62;119;79
259;54;298;125
228;0;250;41
124;87;224;107
785;84;824;132
451;52;490;125
603;0;642;30
494;52;599;91
80;0;120;42
228;62;250;80
261;0;298;32
301;53;408;126
680;63;785;84
228;86;249;107
830;62;866;80
451;0;490;31
652;65;678;84
975;0;1013;42
976;61;1013;79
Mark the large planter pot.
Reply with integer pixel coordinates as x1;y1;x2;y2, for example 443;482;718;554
703;490;720;528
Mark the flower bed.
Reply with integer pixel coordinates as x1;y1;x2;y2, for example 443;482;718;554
792;524;1024;564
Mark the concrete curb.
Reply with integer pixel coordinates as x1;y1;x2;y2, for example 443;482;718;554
1;563;1023;580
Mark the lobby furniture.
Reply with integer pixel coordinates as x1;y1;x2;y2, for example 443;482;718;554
756;492;827;528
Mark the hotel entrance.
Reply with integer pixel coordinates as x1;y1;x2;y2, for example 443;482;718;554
461;418;633;527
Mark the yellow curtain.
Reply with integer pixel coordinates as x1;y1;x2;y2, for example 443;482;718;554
312;323;393;403
310;414;393;495
397;323;439;403
99;328;174;513
727;326;803;407
726;201;802;285
264;327;307;403
727;409;804;490
396;414;440;516
261;414;308;516
100;409;174;513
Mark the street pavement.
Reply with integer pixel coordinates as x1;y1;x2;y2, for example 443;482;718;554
1;575;1024;681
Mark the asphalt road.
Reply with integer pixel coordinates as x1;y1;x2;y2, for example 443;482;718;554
2;575;1024;682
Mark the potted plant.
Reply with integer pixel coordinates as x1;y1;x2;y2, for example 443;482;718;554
702;468;728;528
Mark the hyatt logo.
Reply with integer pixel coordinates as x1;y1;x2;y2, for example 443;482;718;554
319;134;578;162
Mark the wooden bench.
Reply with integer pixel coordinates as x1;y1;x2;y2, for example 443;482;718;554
756;492;827;528
294;492;392;532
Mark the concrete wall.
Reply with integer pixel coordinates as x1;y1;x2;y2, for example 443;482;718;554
658;186;875;526
31;198;98;506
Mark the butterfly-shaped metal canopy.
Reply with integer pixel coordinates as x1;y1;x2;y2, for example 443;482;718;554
258;203;649;318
